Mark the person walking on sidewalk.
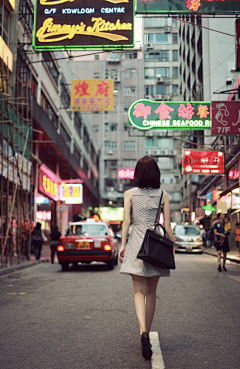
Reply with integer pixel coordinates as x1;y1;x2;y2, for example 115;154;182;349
50;225;61;264
214;213;229;272
32;222;43;260
119;156;174;360
234;222;240;256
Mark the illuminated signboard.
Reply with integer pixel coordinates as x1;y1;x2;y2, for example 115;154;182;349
237;20;240;71
183;150;224;175
136;0;240;14
38;165;61;201
99;207;124;221
118;168;134;179
212;101;240;135
128;100;211;130
60;183;83;204
33;0;134;51
71;79;114;111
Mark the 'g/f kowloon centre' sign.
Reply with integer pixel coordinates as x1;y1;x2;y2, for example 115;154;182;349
33;0;134;50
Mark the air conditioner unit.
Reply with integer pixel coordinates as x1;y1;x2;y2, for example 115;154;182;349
104;117;109;123
146;43;153;48
160;150;168;155
157;77;163;83
164;27;171;33
155;94;162;100
145;95;152;100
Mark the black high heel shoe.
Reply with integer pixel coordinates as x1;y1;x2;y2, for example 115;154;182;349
141;332;152;360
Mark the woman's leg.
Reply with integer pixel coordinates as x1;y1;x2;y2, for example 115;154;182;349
146;276;160;333
132;275;147;335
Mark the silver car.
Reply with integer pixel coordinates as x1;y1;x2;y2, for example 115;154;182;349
174;225;203;253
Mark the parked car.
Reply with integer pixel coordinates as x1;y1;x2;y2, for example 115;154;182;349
57;219;119;271
174;225;203;253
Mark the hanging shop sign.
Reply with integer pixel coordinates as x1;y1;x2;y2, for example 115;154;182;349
70;79;114;111
99;207;124;221
136;0;240;14
236;20;240;71
232;189;240;209
128;100;211;130
0;36;13;72
60;183;83;204
118;168;134;179
38;165;61;201
211;101;240;135
183;150;224;175
33;0;134;51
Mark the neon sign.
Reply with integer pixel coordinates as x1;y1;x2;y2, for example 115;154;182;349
183;150;224;175
118;168;134;179
38;165;61;201
60;184;83;204
128;100;211;130
136;0;240;14
33;0;134;50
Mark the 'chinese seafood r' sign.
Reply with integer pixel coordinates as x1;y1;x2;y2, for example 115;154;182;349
128;99;212;130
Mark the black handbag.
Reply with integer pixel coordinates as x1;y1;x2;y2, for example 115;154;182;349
137;191;175;270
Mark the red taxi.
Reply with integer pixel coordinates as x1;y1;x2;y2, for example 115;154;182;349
57;220;119;271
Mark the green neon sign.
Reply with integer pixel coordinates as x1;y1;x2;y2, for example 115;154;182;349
33;0;135;51
128;99;212;130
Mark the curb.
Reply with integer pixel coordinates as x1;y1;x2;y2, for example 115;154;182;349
203;250;240;264
0;259;50;277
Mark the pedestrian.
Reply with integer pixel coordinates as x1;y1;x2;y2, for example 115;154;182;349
50;225;61;263
214;213;229;272
209;227;215;248
234;222;240;256
20;215;34;260
119;156;174;360
32;222;43;260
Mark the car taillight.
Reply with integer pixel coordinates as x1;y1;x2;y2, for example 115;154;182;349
57;246;64;252
104;244;112;251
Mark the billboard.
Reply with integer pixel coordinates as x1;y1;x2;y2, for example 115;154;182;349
128;100;211;130
136;0;240;14
183;150;224;175
211;101;240;135
99;207;124;221
33;0;134;51
60;183;83;204
118;168;134;179
71;79;114;111
38;165;61;201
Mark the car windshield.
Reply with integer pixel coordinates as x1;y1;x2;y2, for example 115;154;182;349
66;224;108;236
175;225;200;236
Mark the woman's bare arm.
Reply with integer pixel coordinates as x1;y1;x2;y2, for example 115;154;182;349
119;189;132;263
163;192;174;242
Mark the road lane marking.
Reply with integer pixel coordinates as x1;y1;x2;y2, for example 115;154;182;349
228;276;240;282
150;331;165;369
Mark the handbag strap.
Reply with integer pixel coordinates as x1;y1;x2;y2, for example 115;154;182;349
154;190;164;226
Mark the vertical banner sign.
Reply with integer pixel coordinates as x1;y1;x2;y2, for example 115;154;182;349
71;79;114;111
183;150;224;175
33;0;134;51
211;101;240;135
236;19;240;71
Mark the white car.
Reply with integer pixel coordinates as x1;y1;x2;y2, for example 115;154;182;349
174;225;203;253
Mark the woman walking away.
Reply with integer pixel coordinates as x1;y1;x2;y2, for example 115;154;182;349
50;225;61;263
32;222;43;260
119;156;174;360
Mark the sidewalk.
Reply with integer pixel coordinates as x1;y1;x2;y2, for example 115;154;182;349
203;247;240;264
0;244;53;277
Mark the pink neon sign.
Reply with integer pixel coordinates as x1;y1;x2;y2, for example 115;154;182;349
118;168;135;179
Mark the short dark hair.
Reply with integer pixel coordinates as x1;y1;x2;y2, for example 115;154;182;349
236;223;240;226
134;156;160;189
224;215;230;220
217;213;222;219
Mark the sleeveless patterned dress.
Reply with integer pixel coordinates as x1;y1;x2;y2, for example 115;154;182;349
120;187;170;277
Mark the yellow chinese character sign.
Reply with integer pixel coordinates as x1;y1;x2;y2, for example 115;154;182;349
70;79;114;111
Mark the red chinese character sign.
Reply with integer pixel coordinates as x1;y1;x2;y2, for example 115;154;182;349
183;150;224;175
71;79;114;111
211;101;240;135
128;99;211;130
38;165;61;201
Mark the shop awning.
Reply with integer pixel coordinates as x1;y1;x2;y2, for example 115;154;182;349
219;182;239;198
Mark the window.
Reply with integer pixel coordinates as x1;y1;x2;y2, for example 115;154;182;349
172;33;178;44
105;142;117;151
42;52;59;85
145;18;154;27
111;123;117;131
123;141;136;150
155;17;168;27
60;123;71;150
124;123;129;131
123;87;136;96
124;69;136;78
74;112;82;138
111;69;119;80
144;51;155;61
156;138;171;148
155;67;169;78
173;85;178;95
172;18;178;27
144;33;153;44
155;50;169;61
93;125;99;132
145;68;154;79
110;160;117;168
123;159;136;168
41;91;58;130
19;0;34;35
124;105;130;112
105;69;109;78
145;85;154;96
73;144;81;163
94;54;100;60
93;72;100;79
173;67;178;78
125;51;137;59
173;50;178;61
158;157;173;170
155;34;169;45
104;122;109;131
156;85;167;95
172;192;181;202
60;79;70;108
145;138;154;148
83;127;89;151
0;3;9;45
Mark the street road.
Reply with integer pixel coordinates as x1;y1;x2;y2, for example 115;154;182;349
0;254;240;369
